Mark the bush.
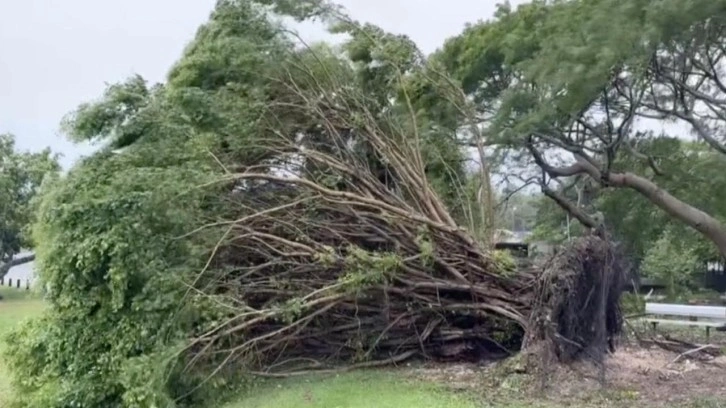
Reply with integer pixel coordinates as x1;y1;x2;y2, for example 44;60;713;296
2;137;230;407
640;230;701;300
620;292;645;316
2;3;292;406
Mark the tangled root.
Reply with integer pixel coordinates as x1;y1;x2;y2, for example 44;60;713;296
525;234;628;369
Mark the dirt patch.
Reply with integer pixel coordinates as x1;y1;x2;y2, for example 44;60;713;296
550;347;726;406
403;346;726;407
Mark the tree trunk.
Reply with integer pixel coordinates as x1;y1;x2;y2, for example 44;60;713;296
607;172;726;258
0;254;35;280
531;145;726;258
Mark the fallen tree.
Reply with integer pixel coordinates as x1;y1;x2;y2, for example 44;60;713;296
7;5;630;405
178;62;629;382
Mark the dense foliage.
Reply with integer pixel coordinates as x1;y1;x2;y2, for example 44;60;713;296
3;1;473;406
4;2;288;406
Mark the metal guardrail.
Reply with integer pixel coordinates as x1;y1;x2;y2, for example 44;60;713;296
644;302;726;339
645;303;726;320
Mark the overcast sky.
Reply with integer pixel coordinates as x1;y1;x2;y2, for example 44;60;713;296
0;0;524;168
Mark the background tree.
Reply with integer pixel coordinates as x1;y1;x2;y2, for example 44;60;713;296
0;133;59;280
437;0;726;258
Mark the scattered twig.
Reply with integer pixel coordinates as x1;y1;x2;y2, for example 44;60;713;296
665;344;720;367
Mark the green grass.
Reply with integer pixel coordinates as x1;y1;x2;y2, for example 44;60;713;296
221;370;480;408
0;287;45;407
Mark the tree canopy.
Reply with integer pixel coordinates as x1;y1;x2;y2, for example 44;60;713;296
437;0;726;258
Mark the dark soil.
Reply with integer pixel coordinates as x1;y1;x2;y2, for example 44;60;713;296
404;345;726;407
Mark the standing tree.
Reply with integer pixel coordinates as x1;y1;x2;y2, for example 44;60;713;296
0;133;59;280
438;0;726;258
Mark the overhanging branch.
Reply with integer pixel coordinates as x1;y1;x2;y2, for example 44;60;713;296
0;254;35;280
541;185;598;229
526;138;589;178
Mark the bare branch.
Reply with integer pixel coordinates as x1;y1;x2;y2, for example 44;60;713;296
541;185;598;229
0;254;35;280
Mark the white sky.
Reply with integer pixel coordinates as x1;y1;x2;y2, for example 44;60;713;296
0;0;523;168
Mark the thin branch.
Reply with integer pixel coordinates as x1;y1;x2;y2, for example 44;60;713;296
541;185;597;229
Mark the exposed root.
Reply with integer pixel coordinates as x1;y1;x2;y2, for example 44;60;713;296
524;234;628;384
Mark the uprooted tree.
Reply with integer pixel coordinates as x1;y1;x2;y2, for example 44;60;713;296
178;61;627;381
3;2;627;407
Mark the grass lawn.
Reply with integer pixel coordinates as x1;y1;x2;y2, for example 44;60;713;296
0;287;45;407
221;370;481;408
217;355;726;408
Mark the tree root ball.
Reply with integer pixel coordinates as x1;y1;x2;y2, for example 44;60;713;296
525;234;629;366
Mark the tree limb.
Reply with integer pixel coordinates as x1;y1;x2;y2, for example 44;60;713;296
541;185;598;229
526;139;591;178
0;254;35;280
527;136;726;257
624;141;665;176
675;111;726;155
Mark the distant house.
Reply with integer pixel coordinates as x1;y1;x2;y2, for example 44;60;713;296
492;229;554;260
